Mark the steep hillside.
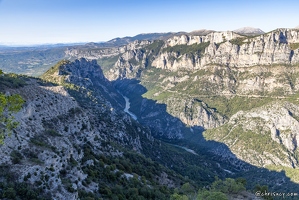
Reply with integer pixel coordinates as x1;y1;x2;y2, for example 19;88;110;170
205;101;299;169
0;60;183;199
2;59;265;199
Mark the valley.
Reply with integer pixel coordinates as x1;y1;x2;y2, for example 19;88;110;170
1;27;299;199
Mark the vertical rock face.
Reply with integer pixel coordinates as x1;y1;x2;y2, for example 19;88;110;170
60;58;106;82
151;29;299;71
43;58;125;109
65;29;299;81
162;97;226;129
108;48;147;80
164;31;240;46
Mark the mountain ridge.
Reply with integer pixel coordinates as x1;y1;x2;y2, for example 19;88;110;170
233;26;265;36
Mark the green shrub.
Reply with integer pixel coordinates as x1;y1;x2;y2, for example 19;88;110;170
10;150;23;164
0;92;24;144
211;178;245;194
162;42;210;56
229;37;248;46
45;129;62;137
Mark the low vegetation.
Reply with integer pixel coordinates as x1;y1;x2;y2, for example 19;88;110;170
0;70;25;144
97;55;119;73
229;37;249;46
290;43;299;50
0;47;66;77
266;165;299;183
171;177;247;200
143;40;165;56
199;96;274;117
162;42;210;57
40;59;70;83
0;167;51;200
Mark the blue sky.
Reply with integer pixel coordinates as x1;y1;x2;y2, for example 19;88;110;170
0;0;298;45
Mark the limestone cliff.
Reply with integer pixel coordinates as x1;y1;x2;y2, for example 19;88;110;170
151;29;299;71
163;97;226;129
204;101;299;171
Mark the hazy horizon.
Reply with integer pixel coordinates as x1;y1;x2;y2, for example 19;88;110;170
1;0;299;45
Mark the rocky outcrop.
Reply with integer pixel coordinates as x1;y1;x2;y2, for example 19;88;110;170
241;102;299;152
107;48;147;80
42;58;125;109
162;97;226;129
204;29;299;67
164;31;240;47
205;101;299;168
151;51;200;71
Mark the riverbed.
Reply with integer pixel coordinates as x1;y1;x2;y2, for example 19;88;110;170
123;96;138;120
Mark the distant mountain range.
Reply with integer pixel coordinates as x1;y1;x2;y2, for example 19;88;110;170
0;27;269;48
233;27;265;36
82;27;264;47
106;32;178;46
100;27;265;46
0;42;86;49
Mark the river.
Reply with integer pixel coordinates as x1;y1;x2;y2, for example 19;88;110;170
123;96;138;120
173;144;198;155
123;96;197;155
